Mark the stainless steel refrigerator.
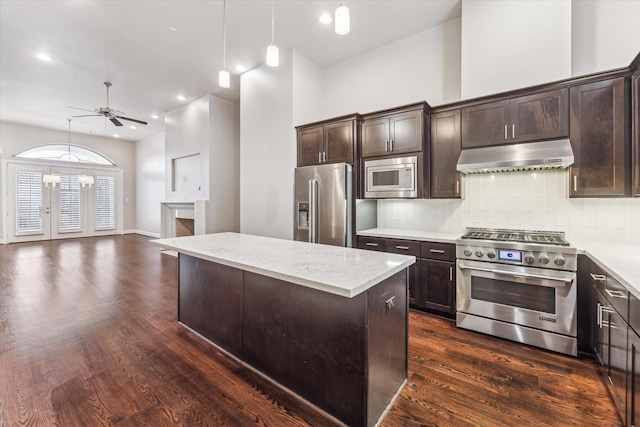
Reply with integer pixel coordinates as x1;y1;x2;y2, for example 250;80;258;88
294;163;352;247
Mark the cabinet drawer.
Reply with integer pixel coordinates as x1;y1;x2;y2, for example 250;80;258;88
357;236;387;252
420;242;455;262
596;273;629;322
384;239;420;257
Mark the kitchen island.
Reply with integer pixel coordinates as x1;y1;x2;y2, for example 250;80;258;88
150;232;415;427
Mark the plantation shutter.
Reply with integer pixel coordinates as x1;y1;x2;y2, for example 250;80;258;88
96;175;116;229
58;174;82;232
16;170;43;234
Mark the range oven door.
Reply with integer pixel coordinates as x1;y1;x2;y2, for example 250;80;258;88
457;259;576;337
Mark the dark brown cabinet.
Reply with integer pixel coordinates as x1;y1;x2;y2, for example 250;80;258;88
419;242;456;315
569;77;630;197
627;326;640;427
461;89;569;148
361;105;425;158
430;110;461;198
296;117;358;167
633;73;640;197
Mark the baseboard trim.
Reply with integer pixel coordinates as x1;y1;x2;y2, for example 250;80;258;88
124;229;160;238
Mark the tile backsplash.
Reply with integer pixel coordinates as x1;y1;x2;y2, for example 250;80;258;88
377;170;640;243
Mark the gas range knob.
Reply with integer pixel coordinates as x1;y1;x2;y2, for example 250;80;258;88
554;255;566;267
463;247;473;257
539;253;550;265
524;252;535;264
475;249;484;258
486;250;496;259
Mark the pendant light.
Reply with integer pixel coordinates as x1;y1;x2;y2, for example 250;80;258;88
218;0;230;88
335;1;350;35
266;0;279;67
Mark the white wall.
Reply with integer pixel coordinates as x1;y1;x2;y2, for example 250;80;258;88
571;0;640;76
135;131;165;236
461;0;572;99
322;18;461;119
240;50;296;239
0;121;136;239
292;50;324;126
378;171;640;244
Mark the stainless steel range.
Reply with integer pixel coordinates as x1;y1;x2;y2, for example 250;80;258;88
456;227;578;356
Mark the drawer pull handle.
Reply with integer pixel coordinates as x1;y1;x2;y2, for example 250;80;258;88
396;246;410;250
366;243;379;247
590;273;606;282
430;249;445;254
605;289;627;299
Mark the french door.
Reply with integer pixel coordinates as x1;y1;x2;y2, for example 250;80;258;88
5;162;123;243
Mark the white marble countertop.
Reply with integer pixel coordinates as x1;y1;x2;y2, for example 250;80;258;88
357;228;459;244
150;232;415;298
573;240;640;300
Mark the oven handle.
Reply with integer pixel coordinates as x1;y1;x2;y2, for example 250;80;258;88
458;263;574;286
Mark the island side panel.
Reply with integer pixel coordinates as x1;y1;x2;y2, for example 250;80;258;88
178;254;244;357
243;271;368;427
366;269;408;426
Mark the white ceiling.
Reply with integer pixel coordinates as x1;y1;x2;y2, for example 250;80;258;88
0;0;461;142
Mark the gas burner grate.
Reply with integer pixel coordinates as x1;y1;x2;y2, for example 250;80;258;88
460;228;571;246
497;233;524;241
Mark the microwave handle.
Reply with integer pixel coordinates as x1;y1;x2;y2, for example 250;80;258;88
458;263;573;286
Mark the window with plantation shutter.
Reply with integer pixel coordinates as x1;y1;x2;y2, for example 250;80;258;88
96;175;116;229
58;174;82;233
16;170;43;234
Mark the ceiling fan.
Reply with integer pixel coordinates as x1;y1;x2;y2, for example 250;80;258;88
69;81;148;127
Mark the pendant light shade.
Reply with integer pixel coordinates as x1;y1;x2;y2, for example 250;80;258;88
266;0;279;67
78;174;94;189
43;174;61;189
219;70;230;88
335;2;350;35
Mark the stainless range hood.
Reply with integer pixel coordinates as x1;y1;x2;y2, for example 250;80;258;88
456;139;574;174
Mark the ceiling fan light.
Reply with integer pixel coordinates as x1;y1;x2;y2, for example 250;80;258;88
219;70;230;88
335;4;350;35
266;44;279;67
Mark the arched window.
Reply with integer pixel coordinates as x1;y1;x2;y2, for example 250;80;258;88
14;144;115;165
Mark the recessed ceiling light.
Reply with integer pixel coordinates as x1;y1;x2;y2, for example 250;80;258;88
129;125;137;129
168;26;177;32
34;53;53;62
177;95;186;101
319;14;332;25
151;114;159;119
113;134;120;138
235;65;246;73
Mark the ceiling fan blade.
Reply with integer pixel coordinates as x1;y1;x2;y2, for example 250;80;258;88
117;116;148;126
110;117;123;127
68;106;97;113
72;114;102;118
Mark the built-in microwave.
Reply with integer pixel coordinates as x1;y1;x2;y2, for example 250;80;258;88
364;155;418;198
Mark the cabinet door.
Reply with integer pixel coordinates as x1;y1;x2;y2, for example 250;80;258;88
462;100;510;148
609;306;628;421
324;120;354;164
389;110;423;154
628;328;640;427
510;89;569;143
577;255;596;351
569;78;629;197
361;117;390;158
633;73;640;197
297;126;323;167
430;110;462;198
420;259;455;314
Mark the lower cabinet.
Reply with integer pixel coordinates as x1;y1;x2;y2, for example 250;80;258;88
358;236;456;317
628;327;640;427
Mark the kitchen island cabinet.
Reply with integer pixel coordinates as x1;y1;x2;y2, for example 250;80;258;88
151;232;413;427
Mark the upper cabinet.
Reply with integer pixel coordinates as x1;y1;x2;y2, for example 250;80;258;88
462;89;569;148
361;104;426;158
430;110;462;199
569;77;630;197
633;72;640;197
296;115;360;167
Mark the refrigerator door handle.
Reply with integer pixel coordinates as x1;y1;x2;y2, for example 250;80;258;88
308;178;319;243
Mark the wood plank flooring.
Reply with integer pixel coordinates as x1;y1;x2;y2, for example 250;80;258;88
0;235;621;426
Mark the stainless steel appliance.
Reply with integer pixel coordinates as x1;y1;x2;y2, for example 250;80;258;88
456;227;578;356
364;155;417;198
294;163;352;247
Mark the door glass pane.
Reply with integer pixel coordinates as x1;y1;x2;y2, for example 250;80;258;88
373;170;399;186
59;174;82;232
16;170;43;234
471;276;556;314
96;175;116;229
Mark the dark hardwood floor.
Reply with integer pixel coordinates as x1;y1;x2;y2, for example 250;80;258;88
0;235;621;426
